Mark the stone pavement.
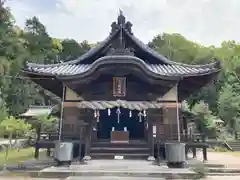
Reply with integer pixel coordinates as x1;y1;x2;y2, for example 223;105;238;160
0;178;62;180
195;151;240;168
39;159;196;179
206;176;240;180
2;151;240;179
1;176;240;180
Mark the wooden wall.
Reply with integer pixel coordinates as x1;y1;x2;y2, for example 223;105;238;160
156;85;183;141
61;76;183;141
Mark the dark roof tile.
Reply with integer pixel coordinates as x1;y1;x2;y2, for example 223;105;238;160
28;63;216;77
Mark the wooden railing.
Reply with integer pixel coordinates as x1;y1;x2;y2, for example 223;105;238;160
39;132;82;141
153;132;209;142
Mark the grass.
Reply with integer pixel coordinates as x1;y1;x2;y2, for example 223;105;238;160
0;147;46;166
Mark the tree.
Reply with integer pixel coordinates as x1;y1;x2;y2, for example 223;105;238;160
0;97;8;123
218;85;240;136
0;116;31;170
190;101;220;137
24;16;60;64
35;114;58;133
0;116;32;147
60;39;91;61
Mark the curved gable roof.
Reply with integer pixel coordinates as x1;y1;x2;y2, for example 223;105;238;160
23;12;221;81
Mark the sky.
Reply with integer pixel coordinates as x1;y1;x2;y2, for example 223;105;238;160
5;0;240;46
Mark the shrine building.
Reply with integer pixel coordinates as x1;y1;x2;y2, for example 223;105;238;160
22;12;220;160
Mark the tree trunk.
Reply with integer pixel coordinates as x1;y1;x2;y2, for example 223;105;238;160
4;132;12;169
8;133;12;150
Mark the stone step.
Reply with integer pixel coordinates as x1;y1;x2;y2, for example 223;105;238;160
65;176;167;180
92;142;148;148
227;142;240;151
91;147;150;154
36;166;197;179
90;153;149;159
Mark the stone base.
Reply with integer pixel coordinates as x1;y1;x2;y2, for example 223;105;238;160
37;160;197;179
167;162;185;168
147;156;155;161
83;156;91;161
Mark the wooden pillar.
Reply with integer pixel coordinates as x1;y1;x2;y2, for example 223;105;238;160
185;146;188;159
147;116;155;161
192;147;197;158
84;119;92;160
147;119;153;145
203;147;207;161
34;126;40;159
47;148;51;157
79;126;83;162
156;121;161;164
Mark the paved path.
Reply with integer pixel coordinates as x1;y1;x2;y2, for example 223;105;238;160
41;159;194;174
206;176;240;180
196;151;240;168
0;139;26;146
0;178;62;180
1;176;240;180
2;151;240;179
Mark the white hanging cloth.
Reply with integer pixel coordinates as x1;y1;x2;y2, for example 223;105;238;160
116;107;121;123
108;108;111;116
129;110;132;118
138;111;143;122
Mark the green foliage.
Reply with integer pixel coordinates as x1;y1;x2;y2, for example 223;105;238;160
149;33;240;137
60;39;91;61
0;97;8;123
36;114;58;132
211;147;229;152
0;116;31;136
186;101;221;136
0;5;91;116
218;85;240;133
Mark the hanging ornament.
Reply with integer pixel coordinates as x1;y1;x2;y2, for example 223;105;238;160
96;110;100;122
129;110;132;118
138;111;143;122
116;107;121;123
94;110;97;118
108;108;111;116
143;110;147;117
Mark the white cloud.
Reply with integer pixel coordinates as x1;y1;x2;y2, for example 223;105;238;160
6;0;240;46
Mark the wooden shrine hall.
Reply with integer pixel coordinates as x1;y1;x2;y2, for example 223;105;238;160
22;12;220;160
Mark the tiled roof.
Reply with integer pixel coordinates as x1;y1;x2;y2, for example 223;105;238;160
29;64;91;75
20;105;59;117
23;14;220;78
27;61;217;77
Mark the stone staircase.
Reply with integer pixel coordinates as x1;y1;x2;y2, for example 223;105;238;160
227;141;240;151
90;140;150;159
